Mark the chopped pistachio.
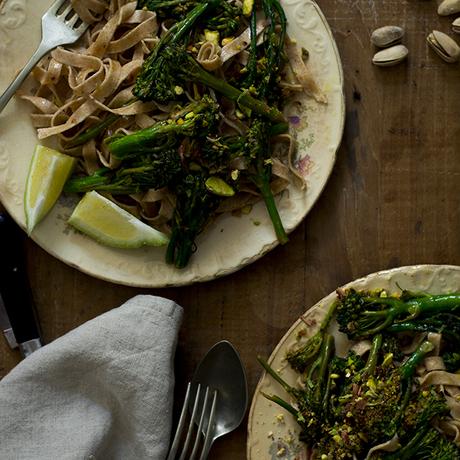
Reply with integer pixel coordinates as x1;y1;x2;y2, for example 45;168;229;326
242;0;254;16
222;37;234;46
204;29;220;45
205;176;235;197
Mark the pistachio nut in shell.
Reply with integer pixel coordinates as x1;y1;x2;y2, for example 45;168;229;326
438;0;460;16
372;44;409;66
453;17;460;34
427;30;460;62
371;26;405;48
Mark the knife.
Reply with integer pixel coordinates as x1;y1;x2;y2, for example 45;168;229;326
0;213;42;357
0;294;18;349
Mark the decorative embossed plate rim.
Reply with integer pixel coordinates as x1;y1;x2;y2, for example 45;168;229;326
0;0;345;287
247;265;460;460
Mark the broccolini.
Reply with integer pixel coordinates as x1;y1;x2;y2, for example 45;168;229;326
259;288;460;459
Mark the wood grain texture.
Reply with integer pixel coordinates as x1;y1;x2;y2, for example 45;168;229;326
1;1;460;458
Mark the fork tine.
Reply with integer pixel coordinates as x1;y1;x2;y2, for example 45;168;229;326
189;387;211;460
166;382;191;460
75;20;90;35
199;390;218;460
66;14;80;28
178;384;202;460
59;3;73;19
48;0;69;15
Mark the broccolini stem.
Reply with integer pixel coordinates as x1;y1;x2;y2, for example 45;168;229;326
141;0;190;10
174;237;195;269
257;356;296;395
361;333;382;378
166;0;218;43
321;301;339;332
197;72;284;122
365;294;460;317
356;314;395;337
357;294;460;337
407;294;460;315
383;425;430;460
165;228;179;265
387;322;430;333
244;8;258;87
106;97;217;158
107;120;187;158
400;340;434;381
260;392;299;418
388;320;460;343
67;114;119;148
269;122;289;136
64;168;111;193
307;353;322;385
258;178;288;244
313;334;334;403
173;49;285;123
321;371;333;416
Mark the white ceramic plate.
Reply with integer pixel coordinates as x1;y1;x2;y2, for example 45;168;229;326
0;0;345;287
247;265;460;459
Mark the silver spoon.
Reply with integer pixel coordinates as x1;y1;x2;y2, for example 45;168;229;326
190;340;248;459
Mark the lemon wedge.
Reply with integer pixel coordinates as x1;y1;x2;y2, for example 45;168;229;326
25;145;76;235
68;191;169;248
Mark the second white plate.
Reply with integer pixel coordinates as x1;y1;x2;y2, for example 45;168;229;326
247;265;460;459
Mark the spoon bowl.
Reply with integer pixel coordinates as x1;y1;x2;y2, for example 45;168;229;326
190;340;248;458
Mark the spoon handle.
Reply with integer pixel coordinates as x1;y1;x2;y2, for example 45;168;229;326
199;390;218;460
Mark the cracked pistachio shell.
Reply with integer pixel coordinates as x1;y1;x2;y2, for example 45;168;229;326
427;30;460;62
371;26;405;48
453;18;460;34
438;0;460;16
372;44;409;66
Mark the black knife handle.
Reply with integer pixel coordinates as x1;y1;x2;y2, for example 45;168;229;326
0;213;41;344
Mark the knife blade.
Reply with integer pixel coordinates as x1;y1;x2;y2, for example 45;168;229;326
0;293;18;349
0;213;42;357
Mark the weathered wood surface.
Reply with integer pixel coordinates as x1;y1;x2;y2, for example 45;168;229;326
1;1;460;458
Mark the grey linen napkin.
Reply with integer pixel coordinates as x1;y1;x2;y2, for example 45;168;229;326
0;295;183;460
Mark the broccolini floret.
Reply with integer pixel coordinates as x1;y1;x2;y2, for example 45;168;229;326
286;302;337;373
135;44;285;122
165;171;220;268
65;150;182;194
336;288;460;339
382;388;451;460
138;0;241;35
240;117;288;244
105;96;219;159
133;0;220;102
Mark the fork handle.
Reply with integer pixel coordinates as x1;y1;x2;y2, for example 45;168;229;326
0;42;50;114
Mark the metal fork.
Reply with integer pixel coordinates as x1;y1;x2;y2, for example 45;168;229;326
0;0;88;113
167;382;218;460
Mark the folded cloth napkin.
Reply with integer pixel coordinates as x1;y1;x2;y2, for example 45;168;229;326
0;295;183;460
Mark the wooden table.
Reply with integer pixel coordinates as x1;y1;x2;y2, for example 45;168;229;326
1;1;459;458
